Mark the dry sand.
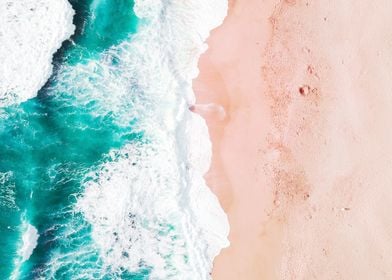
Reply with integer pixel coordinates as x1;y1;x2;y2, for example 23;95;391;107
193;0;392;279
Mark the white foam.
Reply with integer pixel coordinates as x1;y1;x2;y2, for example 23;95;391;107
19;223;39;262
11;221;39;280
77;0;229;279
0;0;75;107
0;171;18;210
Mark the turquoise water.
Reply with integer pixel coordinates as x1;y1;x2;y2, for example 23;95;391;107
0;0;150;278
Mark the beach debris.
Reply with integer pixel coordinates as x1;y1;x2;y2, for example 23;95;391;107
299;85;311;96
189;103;227;121
307;65;314;74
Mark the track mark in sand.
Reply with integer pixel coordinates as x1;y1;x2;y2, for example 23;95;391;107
272;168;310;207
262;143;311;221
260;0;325;221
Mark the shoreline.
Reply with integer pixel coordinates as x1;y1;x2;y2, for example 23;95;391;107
193;1;281;278
194;0;392;279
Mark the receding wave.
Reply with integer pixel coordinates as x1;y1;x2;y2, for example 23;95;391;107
78;0;229;278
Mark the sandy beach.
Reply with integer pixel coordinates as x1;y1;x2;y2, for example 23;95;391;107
193;0;392;279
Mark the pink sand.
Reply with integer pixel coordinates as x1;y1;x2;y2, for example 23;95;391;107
193;0;392;279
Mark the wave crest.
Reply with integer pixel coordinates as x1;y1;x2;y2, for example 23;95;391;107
0;0;75;107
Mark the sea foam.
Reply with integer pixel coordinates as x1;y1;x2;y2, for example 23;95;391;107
77;0;229;279
0;0;75;107
11;222;39;280
19;223;39;262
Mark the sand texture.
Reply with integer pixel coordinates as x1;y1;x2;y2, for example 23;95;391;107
193;0;392;279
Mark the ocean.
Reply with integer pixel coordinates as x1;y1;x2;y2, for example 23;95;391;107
0;0;228;279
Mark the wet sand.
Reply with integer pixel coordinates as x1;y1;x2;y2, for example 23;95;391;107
193;0;392;279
